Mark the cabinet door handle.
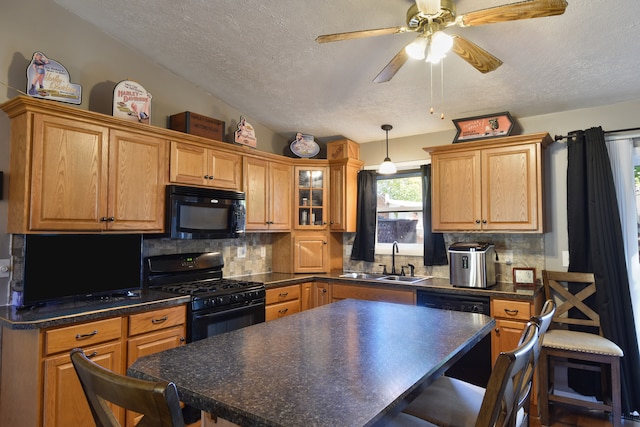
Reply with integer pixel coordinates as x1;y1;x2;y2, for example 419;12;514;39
475;219;481;224
322;288;327;294
86;351;99;358
495;328;500;334
108;217;115;222
482;219;487;224
76;330;98;340
504;308;519;316
151;316;168;324
204;175;210;179
100;217;108;222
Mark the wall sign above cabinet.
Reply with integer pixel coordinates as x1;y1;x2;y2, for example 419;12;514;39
452;112;514;143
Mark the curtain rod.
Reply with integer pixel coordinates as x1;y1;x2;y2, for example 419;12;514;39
554;127;640;142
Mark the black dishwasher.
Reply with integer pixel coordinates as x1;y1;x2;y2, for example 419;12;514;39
416;290;492;387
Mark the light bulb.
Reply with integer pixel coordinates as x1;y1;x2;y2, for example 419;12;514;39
405;37;428;60
379;158;397;174
431;32;453;56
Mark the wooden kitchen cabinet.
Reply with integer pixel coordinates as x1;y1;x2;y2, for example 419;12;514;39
329;158;364;232
294;165;328;230
3;101;167;233
331;283;415;305
313;282;332;307
244;156;292;231
427;133;553;232
0;304;187;427
170;140;242;190
272;231;330;273
265;284;302;321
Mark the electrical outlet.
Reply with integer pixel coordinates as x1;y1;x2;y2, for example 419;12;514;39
260;247;266;258
0;259;10;278
562;250;570;267
503;251;513;265
237;246;246;259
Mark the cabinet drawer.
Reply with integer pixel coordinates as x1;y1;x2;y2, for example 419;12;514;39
45;317;123;356
265;300;300;321
128;305;186;337
266;285;301;304
491;299;532;321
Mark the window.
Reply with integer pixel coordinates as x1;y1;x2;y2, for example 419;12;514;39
634;143;640;259
376;170;423;255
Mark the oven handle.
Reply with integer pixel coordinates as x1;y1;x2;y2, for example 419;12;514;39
192;301;264;321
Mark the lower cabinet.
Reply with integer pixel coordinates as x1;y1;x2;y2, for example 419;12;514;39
491;295;543;407
266;284;302;321
0;304;187;427
331;283;415;305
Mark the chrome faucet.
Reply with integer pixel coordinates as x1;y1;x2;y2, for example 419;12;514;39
391;241;399;275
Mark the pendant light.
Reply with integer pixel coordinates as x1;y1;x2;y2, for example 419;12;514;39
379;124;397;174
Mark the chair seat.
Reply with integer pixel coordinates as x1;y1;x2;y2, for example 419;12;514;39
543;329;623;356
402;376;526;427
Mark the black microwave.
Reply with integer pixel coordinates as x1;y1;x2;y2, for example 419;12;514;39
166;185;246;239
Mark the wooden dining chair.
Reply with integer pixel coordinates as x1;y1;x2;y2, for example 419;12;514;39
401;321;539;427
539;270;623;427
70;348;186;427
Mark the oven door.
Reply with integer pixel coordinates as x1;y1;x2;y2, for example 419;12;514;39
189;302;265;342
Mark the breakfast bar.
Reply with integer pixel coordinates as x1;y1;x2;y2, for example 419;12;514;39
128;299;495;427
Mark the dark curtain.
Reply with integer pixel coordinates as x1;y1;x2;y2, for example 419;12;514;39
421;164;447;266
350;170;377;262
566;126;640;414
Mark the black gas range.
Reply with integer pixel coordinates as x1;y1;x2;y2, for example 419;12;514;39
144;252;266;342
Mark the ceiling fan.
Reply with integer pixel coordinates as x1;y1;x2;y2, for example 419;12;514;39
316;0;568;83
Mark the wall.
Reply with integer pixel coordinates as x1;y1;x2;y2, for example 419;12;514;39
0;0;289;306
358;99;640;276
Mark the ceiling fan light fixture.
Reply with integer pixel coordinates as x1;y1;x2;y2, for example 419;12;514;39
431;31;453;56
379;124;397;174
405;37;428;60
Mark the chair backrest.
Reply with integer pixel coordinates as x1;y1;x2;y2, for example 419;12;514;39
70;348;185;427
541;270;601;334
475;322;539;427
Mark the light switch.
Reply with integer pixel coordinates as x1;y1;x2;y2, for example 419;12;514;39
562;251;570;267
237;246;246;259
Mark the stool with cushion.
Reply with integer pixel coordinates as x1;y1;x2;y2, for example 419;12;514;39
401;321;539;427
539;270;623;427
70;348;185;427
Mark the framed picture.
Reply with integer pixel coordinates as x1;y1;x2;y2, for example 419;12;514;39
452;112;514;143
513;267;536;287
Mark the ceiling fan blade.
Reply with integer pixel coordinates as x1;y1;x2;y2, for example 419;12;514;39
316;27;410;43
373;44;411;83
458;0;568;27
451;35;503;73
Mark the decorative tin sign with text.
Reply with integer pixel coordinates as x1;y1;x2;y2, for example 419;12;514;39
113;80;152;123
26;51;82;104
234;115;257;148
452;112;514;143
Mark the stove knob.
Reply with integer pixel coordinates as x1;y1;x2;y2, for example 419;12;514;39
216;297;225;305
231;294;242;303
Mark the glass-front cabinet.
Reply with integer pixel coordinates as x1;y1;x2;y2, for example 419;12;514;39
295;166;328;229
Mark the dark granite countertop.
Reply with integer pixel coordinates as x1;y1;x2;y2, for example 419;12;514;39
129;299;495;427
0;290;190;330
235;272;542;301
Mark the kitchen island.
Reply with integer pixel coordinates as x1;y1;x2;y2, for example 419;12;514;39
128;298;495;427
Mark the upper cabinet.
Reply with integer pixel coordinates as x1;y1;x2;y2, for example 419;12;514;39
426;133;553;233
169;141;241;190
329;158;364;232
244;156;292;231
4;102;167;233
294;165;328;230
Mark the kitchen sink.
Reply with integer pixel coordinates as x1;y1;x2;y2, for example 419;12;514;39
376;275;429;284
339;272;430;284
339;272;385;280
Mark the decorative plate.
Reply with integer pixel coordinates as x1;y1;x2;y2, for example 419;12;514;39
291;133;320;158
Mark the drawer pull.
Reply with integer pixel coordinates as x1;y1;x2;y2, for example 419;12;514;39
278;308;289;314
279;292;289;298
151;316;168;324
504;308;519;316
86;351;98;358
75;330;98;340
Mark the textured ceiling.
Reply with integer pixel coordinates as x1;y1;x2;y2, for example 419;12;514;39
53;0;640;143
